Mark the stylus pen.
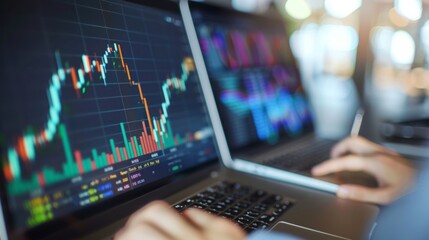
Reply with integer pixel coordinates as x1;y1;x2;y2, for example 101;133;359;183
350;108;364;137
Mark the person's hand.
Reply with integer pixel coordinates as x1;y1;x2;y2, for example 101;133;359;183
312;136;416;205
114;201;246;240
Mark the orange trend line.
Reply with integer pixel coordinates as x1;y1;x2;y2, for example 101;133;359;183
137;83;144;101
138;83;156;140
118;43;125;68
125;64;131;82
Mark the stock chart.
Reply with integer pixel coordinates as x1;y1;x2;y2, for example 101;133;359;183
0;0;216;228
195;19;312;149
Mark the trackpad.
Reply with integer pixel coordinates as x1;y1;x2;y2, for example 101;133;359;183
271;221;350;240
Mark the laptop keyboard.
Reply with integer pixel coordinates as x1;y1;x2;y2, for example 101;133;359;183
173;181;293;233
263;139;334;172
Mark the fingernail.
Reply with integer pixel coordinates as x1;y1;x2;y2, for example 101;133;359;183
337;187;349;198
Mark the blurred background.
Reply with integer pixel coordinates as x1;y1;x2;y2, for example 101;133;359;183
195;0;429;157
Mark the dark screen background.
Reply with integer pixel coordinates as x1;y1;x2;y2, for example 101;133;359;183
190;4;313;151
0;0;217;229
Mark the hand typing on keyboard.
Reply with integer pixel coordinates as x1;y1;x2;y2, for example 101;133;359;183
173;182;292;233
312;136;416;205
115;201;246;240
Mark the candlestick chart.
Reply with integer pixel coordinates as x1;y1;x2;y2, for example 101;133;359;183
3;42;201;195
0;1;216;229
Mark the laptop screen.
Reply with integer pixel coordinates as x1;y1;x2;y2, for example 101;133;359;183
189;2;313;152
0;0;217;234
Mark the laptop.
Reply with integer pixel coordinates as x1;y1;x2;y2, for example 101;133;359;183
0;0;377;239
185;0;359;192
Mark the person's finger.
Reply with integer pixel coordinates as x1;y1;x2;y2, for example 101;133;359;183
185;208;245;235
337;184;394;205
183;208;246;239
330;136;398;158
114;222;171;240
183;207;220;227
311;155;379;177
127;201;203;240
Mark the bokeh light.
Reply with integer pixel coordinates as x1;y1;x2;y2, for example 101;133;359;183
390;30;415;68
324;0;362;19
394;0;422;21
285;0;312;20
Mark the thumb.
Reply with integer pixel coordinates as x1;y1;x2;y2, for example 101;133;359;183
337;185;393;205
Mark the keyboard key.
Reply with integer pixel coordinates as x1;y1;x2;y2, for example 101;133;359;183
267;215;277;223
250;221;262;228
174;203;185;209
225;208;242;215
247;211;261;217
212;204;227;211
189;203;206;209
258;214;269;221
233;201;250;210
274;202;289;210
260;224;269;229
216;200;229;206
223;197;235;204
252;204;267;212
258;214;276;224
207;207;221;214
237;216;253;224
181;197;198;206
198;197;215;205
272;209;284;216
236;221;247;229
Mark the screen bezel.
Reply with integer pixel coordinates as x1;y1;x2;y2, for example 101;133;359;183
0;0;218;239
187;1;315;156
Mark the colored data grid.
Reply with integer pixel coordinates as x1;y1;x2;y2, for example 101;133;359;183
195;16;311;148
